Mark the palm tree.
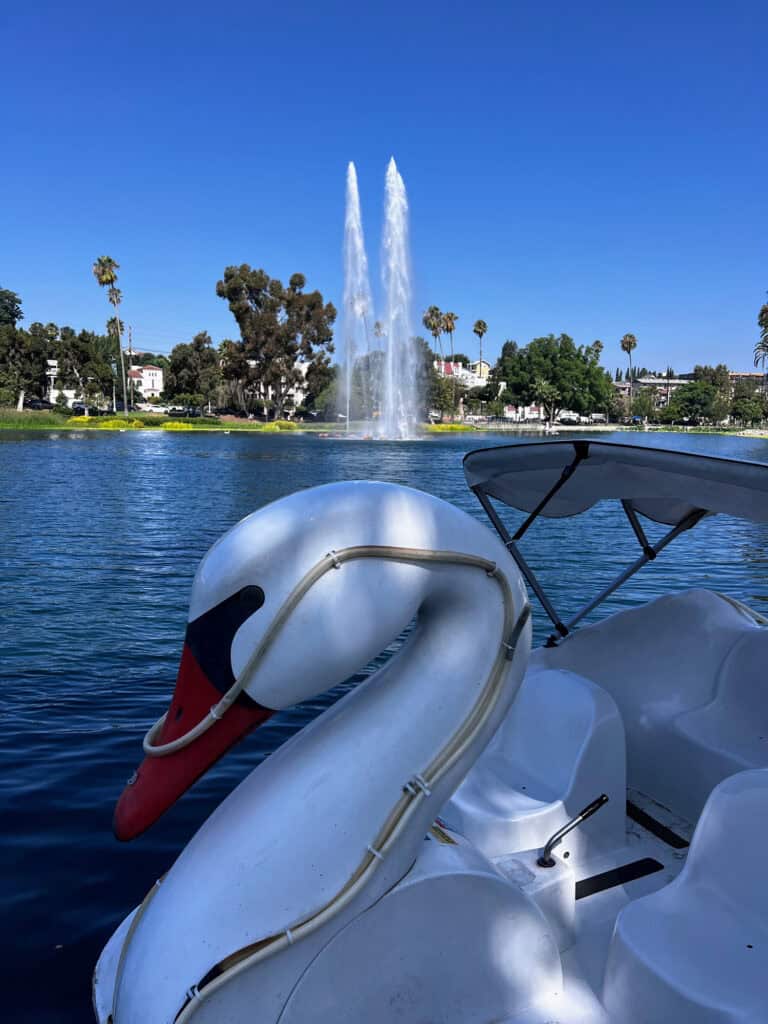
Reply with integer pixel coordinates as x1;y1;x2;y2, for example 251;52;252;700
620;333;638;412
92;256;128;413
442;312;459;413
422;306;443;360
442;312;459;366
473;319;488;375
755;297;768;397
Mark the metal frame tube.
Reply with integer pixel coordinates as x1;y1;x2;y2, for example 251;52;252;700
474;488;568;637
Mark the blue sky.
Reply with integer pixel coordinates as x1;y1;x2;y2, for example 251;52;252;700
2;2;766;372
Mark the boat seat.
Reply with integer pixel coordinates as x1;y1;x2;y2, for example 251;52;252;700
533;589;767;821
603;769;768;1023
441;667;626;863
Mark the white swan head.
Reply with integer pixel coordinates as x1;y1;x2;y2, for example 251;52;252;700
114;480;528;841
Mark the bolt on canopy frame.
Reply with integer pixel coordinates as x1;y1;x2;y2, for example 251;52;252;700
464;440;768;645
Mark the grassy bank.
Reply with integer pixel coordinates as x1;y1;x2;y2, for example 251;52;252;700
0;409;304;431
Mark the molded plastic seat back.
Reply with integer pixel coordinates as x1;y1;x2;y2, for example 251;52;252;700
442;668;626;863
534;590;763;820
603;769;768;1023
683;769;768;919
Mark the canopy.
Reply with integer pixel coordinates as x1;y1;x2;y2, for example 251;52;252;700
463;440;768;642
464;440;768;527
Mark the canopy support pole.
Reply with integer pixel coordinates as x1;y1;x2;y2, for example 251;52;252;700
560;507;708;638
622;499;656;560
473;487;569;638
512;441;590;541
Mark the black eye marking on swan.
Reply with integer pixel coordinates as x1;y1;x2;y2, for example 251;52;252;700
185;586;266;696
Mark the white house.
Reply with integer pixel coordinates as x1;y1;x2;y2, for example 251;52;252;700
434;360;488;391
46;359;78;407
129;364;164;398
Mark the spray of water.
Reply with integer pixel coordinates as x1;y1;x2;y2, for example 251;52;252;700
342;162;374;430
379;157;419;438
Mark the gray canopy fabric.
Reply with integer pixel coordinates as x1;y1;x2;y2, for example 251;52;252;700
463;440;768;526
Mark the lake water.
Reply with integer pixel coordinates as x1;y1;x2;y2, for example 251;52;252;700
2;428;767;1022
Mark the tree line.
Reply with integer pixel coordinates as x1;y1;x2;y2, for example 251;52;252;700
3;265;767;426
0;262;338;418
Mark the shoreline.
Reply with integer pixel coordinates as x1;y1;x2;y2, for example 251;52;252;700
1;419;766;440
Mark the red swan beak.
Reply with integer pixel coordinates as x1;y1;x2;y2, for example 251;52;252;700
113;586;273;841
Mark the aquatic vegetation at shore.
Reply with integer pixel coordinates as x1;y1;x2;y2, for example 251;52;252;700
67;416;144;429
162;420;195;430
426;423;476;432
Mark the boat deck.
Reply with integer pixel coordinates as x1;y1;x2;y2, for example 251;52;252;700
501;791;693;1023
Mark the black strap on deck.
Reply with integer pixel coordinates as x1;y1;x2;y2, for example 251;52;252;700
575;857;664;900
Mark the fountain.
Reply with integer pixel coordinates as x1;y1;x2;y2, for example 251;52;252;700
379;157;419;438
340;158;421;439
342;163;374;431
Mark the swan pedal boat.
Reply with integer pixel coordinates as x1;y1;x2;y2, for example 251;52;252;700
94;440;768;1023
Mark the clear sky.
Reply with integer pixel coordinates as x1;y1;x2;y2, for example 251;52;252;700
2;2;766;372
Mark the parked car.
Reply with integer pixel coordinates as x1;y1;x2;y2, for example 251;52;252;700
71;405;109;416
214;407;249;418
23;398;55;411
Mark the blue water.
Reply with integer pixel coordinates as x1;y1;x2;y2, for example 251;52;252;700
2;429;767;1021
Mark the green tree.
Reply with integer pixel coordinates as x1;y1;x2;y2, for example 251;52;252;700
412;335;442;422
473;319;488;370
620;333;638;407
0;320;48;409
532;378;562;424
693;363;730;389
732;394;764;426
0;288;23;328
92;257;128;414
53;326;116;409
631;387;657;422
216;266;336;420
432;374;464;420
492;334;614;424
667;380;718;423
166;332;221;410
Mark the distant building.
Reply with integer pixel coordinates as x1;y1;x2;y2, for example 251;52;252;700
46;360;78;407
434;360;487;391
613;370;765;413
129;364;164;398
469;359;491;381
614;375;689;409
729;371;764;388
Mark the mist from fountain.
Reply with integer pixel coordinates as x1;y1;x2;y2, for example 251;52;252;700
379;157;419;438
342;162;374;431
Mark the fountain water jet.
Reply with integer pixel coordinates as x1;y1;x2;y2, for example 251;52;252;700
339;158;421;439
342;162;374;431
379;157;419;438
